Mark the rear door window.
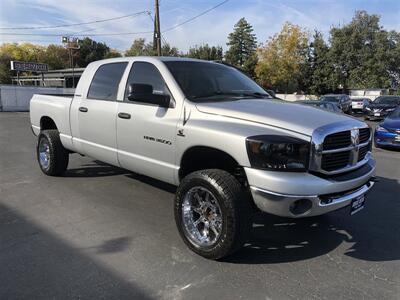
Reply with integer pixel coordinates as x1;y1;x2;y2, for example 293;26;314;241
88;62;128;100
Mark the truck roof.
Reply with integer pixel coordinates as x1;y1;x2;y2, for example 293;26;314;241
92;56;215;64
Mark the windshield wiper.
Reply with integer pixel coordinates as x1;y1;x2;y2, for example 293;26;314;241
191;91;240;99
238;92;271;98
191;91;271;100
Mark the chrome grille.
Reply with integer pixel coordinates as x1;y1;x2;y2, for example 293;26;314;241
321;151;351;171
323;131;351;150
310;122;372;175
358;144;370;162
359;128;371;144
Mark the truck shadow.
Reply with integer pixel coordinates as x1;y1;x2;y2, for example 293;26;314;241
64;161;130;177
61;161;400;265
226;176;400;264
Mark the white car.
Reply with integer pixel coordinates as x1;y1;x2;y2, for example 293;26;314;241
351;98;371;113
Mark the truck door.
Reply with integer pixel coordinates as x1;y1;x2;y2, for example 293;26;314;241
71;62;128;166
116;61;179;184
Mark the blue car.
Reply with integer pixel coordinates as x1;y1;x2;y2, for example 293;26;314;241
374;106;400;149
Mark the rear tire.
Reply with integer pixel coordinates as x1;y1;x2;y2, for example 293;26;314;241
37;130;69;176
174;169;252;260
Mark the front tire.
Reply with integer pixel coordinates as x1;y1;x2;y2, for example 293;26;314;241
37;130;69;176
174;169;252;260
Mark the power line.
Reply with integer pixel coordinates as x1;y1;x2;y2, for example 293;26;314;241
0;11;149;30
0;31;154;37
0;0;229;37
162;0;229;33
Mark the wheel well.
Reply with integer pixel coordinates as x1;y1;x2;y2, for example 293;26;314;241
179;146;247;184
40;116;57;131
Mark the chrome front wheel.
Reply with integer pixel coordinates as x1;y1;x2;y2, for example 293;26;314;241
175;169;252;260
182;186;223;247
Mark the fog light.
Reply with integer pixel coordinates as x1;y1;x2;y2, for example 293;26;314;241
290;199;312;215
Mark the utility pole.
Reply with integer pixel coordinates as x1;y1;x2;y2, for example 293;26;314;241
154;0;162;56
63;36;80;88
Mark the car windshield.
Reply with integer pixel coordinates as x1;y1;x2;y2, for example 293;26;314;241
388;107;400;118
164;61;271;102
374;96;400;105
321;96;341;102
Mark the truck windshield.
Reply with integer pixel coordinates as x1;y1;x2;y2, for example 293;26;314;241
164;61;271;102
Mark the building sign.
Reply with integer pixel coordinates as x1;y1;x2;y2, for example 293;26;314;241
10;61;49;72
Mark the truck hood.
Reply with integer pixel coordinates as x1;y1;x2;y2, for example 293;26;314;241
381;116;400;130
196;99;363;136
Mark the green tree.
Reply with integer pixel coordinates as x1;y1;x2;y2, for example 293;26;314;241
0;52;12;84
187;44;223;61
0;43;46;62
329;11;392;90
160;43;180;56
0;43;47;84
75;37;110;67
225;18;257;76
125;38;179;56
255;22;309;93
105;49;122;58
125;38;147;56
387;30;400;90
44;45;69;69
307;31;333;95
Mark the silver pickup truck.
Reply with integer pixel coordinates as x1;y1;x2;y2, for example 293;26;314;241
30;57;376;259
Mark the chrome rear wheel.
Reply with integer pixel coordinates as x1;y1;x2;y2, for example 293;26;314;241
36;130;69;176
38;137;50;169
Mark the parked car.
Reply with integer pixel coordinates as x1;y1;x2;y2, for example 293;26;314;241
30;57;376;259
365;95;400;121
351;98;371;114
374;106;400;149
320;94;352;113
296;100;342;113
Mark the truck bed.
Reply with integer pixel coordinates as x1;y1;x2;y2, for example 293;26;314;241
30;94;73;138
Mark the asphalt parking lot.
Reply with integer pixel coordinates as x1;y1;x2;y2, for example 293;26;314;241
0;112;399;299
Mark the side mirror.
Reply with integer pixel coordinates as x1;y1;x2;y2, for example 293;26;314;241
266;89;276;98
127;83;170;108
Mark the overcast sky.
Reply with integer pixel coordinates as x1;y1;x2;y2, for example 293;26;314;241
1;0;399;52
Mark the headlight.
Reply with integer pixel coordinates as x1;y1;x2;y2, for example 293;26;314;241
376;125;388;132
365;107;371;111
246;135;310;171
386;108;395;112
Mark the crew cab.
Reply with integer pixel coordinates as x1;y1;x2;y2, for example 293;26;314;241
30;57;376;259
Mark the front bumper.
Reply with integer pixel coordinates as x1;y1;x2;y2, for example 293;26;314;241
375;130;400;147
365;110;389;120
352;104;364;111
246;158;376;218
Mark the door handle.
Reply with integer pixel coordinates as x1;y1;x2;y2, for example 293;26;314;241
118;112;131;119
79;107;88;113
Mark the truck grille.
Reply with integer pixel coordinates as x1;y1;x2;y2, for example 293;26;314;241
358;144;370;162
313;126;372;174
323;131;351;150
359;128;371;144
321;151;351;171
